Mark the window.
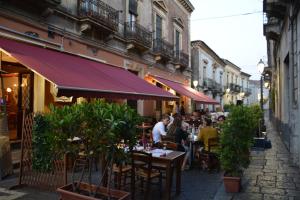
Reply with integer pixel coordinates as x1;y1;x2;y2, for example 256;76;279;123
242;78;244;89
213;69;216;81
156;14;162;39
220;72;223;85
129;0;138;16
292;18;298;104
203;66;207;79
227;72;229;86
175;30;180;56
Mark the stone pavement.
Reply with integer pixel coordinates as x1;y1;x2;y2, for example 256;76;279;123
215;112;300;200
0;167;222;200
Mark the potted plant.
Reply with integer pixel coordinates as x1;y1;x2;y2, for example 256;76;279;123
219;105;257;193
32;100;141;199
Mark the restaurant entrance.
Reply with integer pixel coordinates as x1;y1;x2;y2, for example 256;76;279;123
1;58;33;140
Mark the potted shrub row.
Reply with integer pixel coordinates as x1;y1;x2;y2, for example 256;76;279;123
219;104;262;193
32;100;141;200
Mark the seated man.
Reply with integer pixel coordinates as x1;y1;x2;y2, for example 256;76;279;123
152;114;170;144
198;118;218;152
187;111;202;128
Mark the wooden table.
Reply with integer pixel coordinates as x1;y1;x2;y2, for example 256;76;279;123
153;150;185;200
131;149;185;200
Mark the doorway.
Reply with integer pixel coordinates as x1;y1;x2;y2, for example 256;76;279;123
1;58;33;141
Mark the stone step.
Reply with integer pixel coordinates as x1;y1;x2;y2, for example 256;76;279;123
11;149;21;170
10;139;21;150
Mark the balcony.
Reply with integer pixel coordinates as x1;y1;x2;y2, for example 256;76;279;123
153;38;174;62
213;82;223;94
5;0;61;14
78;0;119;33
264;16;281;41
263;0;287;19
203;78;215;90
229;83;241;93
245;88;252;96
124;22;152;51
173;50;189;70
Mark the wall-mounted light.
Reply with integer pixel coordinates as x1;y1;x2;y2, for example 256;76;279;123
226;88;230;93
193;80;198;88
264;82;269;88
6;87;12;93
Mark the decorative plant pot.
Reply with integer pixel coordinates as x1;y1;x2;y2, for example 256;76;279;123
223;176;241;193
57;182;130;200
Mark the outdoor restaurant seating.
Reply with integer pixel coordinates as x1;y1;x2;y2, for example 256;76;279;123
197;137;220;172
112;163;132;189
131;150;162;200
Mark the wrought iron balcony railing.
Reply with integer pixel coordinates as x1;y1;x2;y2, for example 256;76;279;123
153;38;174;60
174;50;189;68
124;21;152;49
245;88;252;96
214;82;223;93
78;0;119;31
203;78;215;90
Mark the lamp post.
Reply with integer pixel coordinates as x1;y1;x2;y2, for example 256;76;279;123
257;59;265;111
192;80;199;111
257;59;266;136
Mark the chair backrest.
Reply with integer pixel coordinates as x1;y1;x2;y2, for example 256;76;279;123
165;141;178;151
208;137;219;152
131;150;153;178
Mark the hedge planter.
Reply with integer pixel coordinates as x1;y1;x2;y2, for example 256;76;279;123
223;176;241;193
57;182;130;200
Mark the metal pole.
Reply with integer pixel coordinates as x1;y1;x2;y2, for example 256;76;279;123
260;75;263;110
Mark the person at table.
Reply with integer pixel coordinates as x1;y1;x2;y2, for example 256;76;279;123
152;114;170;144
167;115;190;170
180;101;185;116
197;118;218;152
188;111;202;128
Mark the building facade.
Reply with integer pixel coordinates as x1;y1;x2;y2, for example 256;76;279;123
263;0;300;166
240;72;252;105
0;0;194;140
191;40;225;110
223;59;242;105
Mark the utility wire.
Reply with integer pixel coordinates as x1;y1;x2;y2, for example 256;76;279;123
191;11;262;21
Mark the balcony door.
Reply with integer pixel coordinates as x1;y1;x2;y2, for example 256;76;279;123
175;30;180;57
155;14;162;39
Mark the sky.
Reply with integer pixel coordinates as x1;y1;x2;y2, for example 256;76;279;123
189;0;267;80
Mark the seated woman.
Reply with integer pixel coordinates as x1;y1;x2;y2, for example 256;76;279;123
167;115;190;170
197;118;218;152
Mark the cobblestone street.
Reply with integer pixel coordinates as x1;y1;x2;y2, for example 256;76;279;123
233;113;300;200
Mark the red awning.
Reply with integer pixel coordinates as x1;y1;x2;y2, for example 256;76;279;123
152;76;219;104
0;38;178;100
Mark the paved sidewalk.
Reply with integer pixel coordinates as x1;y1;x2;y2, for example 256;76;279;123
214;113;300;200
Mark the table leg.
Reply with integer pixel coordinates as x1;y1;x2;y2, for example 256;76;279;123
165;163;172;200
176;157;184;195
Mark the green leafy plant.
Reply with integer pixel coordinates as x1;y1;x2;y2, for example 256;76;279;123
31;100;141;174
223;103;234;112
219;105;259;177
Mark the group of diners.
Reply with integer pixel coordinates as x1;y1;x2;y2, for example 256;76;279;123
151;111;226;170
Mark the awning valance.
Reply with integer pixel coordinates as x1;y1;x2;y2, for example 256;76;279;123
152;76;219;105
0;38;178;100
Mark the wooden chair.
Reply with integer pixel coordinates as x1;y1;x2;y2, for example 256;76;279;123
113;163;132;190
131;151;162;200
198;137;220;172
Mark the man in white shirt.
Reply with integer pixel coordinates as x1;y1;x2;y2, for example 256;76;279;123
152;114;170;144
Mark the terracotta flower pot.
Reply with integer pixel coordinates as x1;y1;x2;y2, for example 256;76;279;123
223;176;241;193
57;182;130;200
